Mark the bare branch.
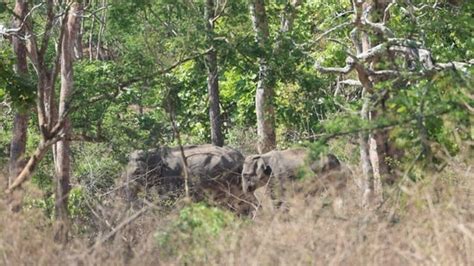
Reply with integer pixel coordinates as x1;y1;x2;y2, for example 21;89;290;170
357;42;389;62
435;61;474;73
340;79;362;86
0;3;44;36
157;48;213;74
92;206;149;249
39;0;56;62
212;0;228;23
350;28;362;55
314;22;351;43
362;5;395;38
383;2;396;23
314;57;355;74
81;6;108;18
6;134;65;194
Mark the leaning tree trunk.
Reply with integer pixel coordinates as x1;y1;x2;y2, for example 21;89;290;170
250;0;276;154
205;0;224;147
9;0;29;189
54;2;80;243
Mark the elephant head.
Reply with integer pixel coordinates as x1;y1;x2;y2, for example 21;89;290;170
241;154;272;193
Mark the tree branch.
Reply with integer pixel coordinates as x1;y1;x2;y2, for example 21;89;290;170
314;57;355;74
340;79;362;86
314;22;352;43
362;5;394;38
0;3;44;36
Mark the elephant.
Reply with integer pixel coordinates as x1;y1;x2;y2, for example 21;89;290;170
241;148;344;207
122;144;257;214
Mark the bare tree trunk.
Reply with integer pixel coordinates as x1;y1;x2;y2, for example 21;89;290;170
74;2;84;59
205;0;224;147
9;0;30;189
354;2;383;207
54;2;80;243
280;0;302;33
89;5;95;61
359;91;375;207
250;0;276;154
6;1;80;203
96;0;107;60
370;0;394;186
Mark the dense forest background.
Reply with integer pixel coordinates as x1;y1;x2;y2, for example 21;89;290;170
0;0;472;265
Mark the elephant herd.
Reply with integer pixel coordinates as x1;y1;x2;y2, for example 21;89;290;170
122;144;348;214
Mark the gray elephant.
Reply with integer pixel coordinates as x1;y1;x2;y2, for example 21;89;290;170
122;144;256;214
241;148;343;206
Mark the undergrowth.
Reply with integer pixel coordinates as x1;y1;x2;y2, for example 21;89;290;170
0;153;472;265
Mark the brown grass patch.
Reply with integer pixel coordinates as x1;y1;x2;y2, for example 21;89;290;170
0;158;473;265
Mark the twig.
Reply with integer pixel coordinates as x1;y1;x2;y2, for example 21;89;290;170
301;107;455;142
0;3;44;36
92;206;149;249
314;22;351;43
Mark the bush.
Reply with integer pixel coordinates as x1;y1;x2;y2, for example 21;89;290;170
155;203;236;263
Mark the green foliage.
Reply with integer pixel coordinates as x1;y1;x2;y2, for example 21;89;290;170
73;143;122;195
0;48;35;111
2;0;473;231
24;194;55;220
24;187;90;222
67;187;90;220
155;203;236;261
0;2;6;13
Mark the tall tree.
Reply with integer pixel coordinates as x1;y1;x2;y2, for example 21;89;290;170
8;0;29;188
315;0;473;207
249;0;275;153
54;1;81;242
5;2;83;241
205;0;224;146
249;0;302;153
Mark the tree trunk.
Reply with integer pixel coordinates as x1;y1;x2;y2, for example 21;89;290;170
355;5;383;208
9;114;28;186
250;0;276;154
54;2;80;243
371;0;395;186
205;0;224;147
96;0;107;60
74;2;84;59
359;91;375;207
9;0;29;189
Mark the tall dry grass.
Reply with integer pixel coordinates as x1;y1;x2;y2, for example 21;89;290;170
0;155;473;266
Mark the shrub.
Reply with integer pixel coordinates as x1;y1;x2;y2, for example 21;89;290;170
155;203;236;263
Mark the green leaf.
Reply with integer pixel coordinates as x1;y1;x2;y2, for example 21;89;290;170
0;2;7;14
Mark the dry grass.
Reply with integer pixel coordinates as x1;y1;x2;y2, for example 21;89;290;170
0;156;473;266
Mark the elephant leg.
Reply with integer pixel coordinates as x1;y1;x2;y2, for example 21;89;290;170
269;175;287;210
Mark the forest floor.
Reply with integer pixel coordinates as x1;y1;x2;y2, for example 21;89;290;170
0;153;473;266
